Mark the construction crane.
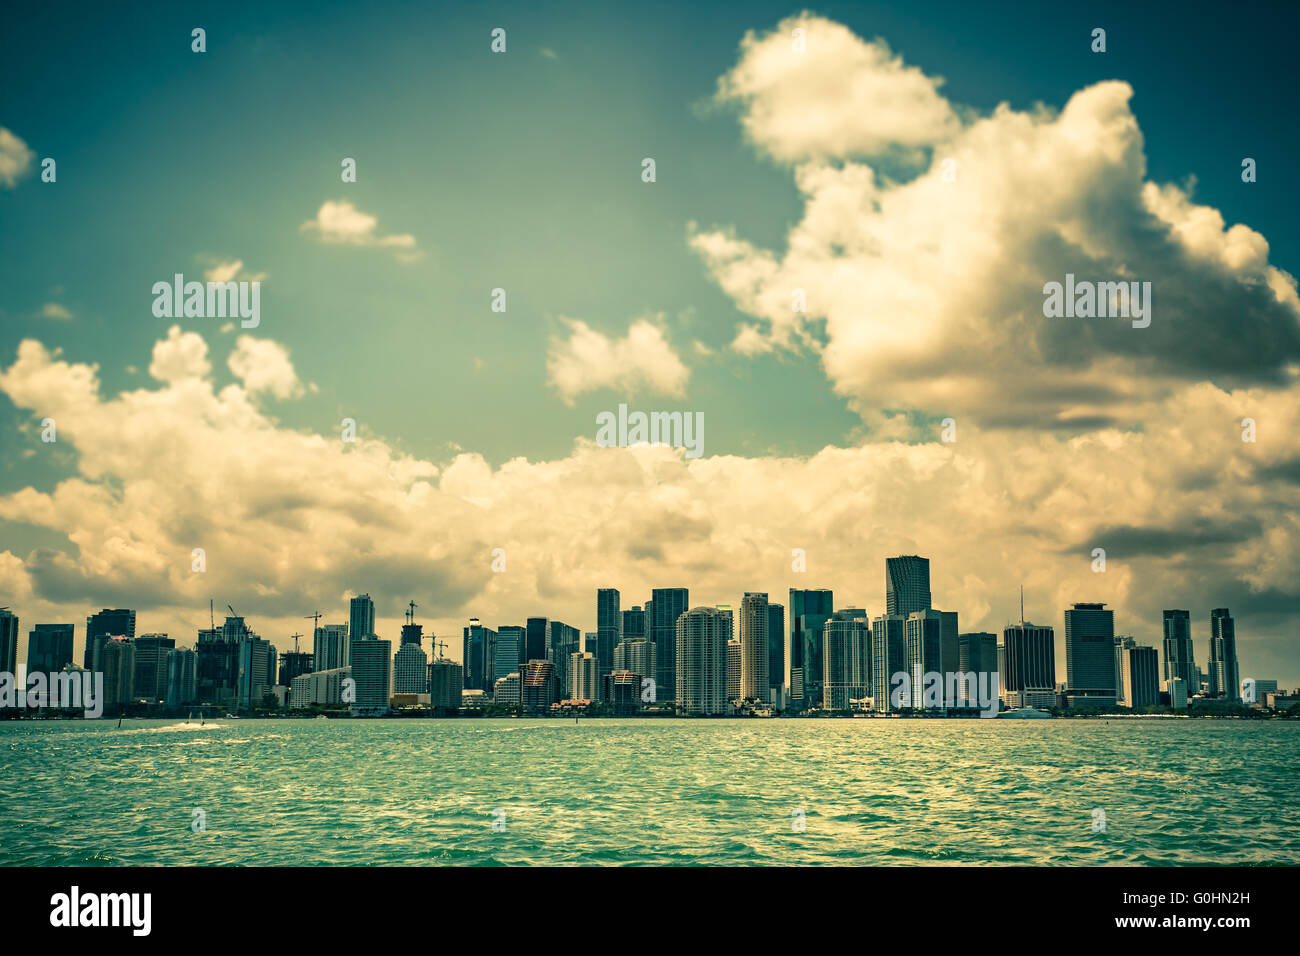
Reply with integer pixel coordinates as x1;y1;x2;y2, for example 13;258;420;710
227;604;237;618
432;637;448;661
304;611;323;637
289;632;303;653
405;600;418;625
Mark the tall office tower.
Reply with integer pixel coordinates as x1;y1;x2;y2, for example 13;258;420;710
84;608;136;669
132;634;175;701
266;642;279;688
237;636;274;708
739;593;769;701
767;602;785;705
622;606;646;642
100;638;136;708
1162;610;1196;689
495;625;526;682
462;619;498;692
957;632;998;706
904;610;943;708
279;650;313;688
164;648;197;707
313;623;349;671
885;556;931;617
1124;645;1160;710
823;609;871;711
547;622;581;696
568;651;601;702
222;615;251;643
938;611;959;675
870;614;906;712
651;588;689;702
727;641;742;700
0;608;19;674
597;588;621;680
400;603;423;647
788;588;834;706
1001;621;1056;705
1064;603;1116;693
520;659;560;712
1209;608;1240;701
26;624;74;674
613;638;655;685
675;607;729;715
1113;636;1137;704
349;638;393;715
429;658;463;710
349;594;376;642
393;641;429;694
525;617;549;663
584;632;598;654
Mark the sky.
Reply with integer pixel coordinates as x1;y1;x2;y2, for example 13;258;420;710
1;1;1298;685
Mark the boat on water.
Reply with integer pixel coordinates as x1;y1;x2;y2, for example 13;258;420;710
999;707;1052;719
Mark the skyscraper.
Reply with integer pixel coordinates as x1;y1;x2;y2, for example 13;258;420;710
1002;621;1056;707
525;617;549;663
349;638;392;715
100;638;136;709
568;651;600;701
1162;610;1196;690
429;658;463;710
650;587;688;702
739;592;769;701
823;609;871;711
393;641;429;694
84;608;136;669
886;555;931;617
237;636;274;708
957;632;998;706
26;624;74;674
1064;603;1116;696
613;637;654;686
1124;645;1160;710
1209;608;1240;702
520;659;560;712
1113;636;1137;704
547;621;581;696
767;602;785;705
495;625;526;681
164;647;197;707
313;623;349;671
788;588;833;707
675;607;729;715
939;610;959;675
132;633;175;701
400;602;423;647
904;610;943;708
349;594;376;642
0;609;18;675
621;606;646;642
462;619;497;692
727;641;742;701
597;588;621;681
870;614;906;712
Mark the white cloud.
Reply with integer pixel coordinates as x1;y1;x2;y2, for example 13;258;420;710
40;303;74;320
203;259;268;283
0;128;35;188
149;326;211;382
546;316;690;405
300;200;420;261
227;335;304;399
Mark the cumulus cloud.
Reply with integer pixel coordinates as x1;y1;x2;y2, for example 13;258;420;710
0;127;35;187
203;258;268;283
692;15;1300;431
40;303;74;320
149;326;211;382
227;335;304;399
546;316;690;405
300;200;420;261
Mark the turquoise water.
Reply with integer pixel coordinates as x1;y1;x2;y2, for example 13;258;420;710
1;718;1296;865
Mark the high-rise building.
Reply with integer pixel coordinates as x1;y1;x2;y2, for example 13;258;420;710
597;588;621;680
132;633;175;701
495;625;526;681
767;602;785;705
788;588;833;706
739;592;769;701
462;619;497;692
547;622;581;696
493;671;521;707
1113;636;1137;704
393;642;429;695
525;617;549;663
1002;621;1056;704
84;609;135;669
604;670;642;715
823;609;871;711
568;651;600;701
1125;645;1160;710
349;594;376;642
1165;676;1188;709
520;659;560;712
957;632;998;706
650;588;689;703
349;638;392;715
1162;610;1196;691
886;555;931;617
196;624;241;706
400;603;423;648
279;650;314;688
313;623;349;671
613;638;655;685
429;659;463;710
727;641;742;701
164;647;197;707
939;610;959;675
622;606;646;642
904;610;943;708
675;606;729;715
1064;603;1116;694
27;624;74;674
0;609;18;675
1209;608;1240;702
100;638;136;709
870;614;906;712
237;636;274;708
291;666;351;708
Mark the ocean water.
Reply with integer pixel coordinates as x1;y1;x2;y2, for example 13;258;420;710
1;718;1296;866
